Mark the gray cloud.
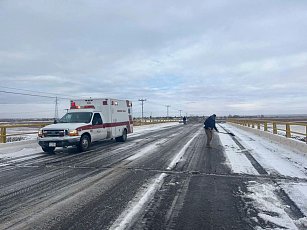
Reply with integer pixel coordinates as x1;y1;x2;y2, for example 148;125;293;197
0;0;307;118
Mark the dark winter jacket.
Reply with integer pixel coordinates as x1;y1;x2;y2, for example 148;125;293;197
204;116;218;132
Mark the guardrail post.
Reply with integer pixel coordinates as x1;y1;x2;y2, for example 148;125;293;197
252;123;255;128
264;122;268;131
273;122;277;134
0;127;6;143
257;122;260;129
306;126;307;144
286;124;291;138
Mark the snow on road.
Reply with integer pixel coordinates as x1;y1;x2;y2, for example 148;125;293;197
130;122;180;137
2;121;307;229
167;130;200;170
125;138;168;161
109;173;167;230
281;182;307;217
245;181;299;230
218;129;259;175
220;123;307;229
110;127;199;230
220;123;307;178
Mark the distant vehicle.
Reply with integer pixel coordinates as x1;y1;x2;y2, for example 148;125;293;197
38;98;133;153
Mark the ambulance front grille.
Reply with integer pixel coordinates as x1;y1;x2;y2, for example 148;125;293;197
43;130;67;137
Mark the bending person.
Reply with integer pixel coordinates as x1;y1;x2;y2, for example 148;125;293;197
204;114;219;147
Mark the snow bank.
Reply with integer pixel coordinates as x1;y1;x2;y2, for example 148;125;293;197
229;123;307;155
221;123;307;179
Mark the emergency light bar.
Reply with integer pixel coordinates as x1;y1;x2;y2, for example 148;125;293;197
70;101;95;109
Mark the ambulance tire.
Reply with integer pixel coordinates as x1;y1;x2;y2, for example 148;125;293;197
42;146;55;154
78;134;91;152
116;129;127;142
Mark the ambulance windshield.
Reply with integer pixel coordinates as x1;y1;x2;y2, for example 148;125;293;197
59;112;93;123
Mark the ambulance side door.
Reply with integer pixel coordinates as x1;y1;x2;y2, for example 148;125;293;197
92;113;107;141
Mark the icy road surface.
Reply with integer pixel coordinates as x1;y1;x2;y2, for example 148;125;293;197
0;122;307;229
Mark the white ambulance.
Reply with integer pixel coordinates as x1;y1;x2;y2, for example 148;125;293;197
38;98;133;153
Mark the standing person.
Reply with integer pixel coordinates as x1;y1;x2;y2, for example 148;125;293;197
204;114;219;147
183;116;187;125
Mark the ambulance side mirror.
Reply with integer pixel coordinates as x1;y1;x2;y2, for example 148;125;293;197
54;119;58;124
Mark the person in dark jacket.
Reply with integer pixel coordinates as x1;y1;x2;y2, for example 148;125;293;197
204;114;219;147
183;116;187;125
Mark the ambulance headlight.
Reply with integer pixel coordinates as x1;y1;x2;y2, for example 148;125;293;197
69;130;79;136
38;129;43;137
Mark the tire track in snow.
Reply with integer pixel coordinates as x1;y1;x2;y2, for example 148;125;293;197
109;130;201;230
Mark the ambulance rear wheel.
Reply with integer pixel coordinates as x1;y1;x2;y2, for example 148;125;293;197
116;129;127;142
78;134;91;152
42;146;55;153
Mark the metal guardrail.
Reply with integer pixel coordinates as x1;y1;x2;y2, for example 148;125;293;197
228;119;307;143
133;119;180;126
0;119;180;143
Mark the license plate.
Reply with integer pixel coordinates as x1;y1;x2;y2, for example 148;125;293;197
49;142;56;147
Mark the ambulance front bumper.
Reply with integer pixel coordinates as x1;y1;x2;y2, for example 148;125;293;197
38;136;81;148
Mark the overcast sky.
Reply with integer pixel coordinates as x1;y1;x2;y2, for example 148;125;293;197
0;0;307;118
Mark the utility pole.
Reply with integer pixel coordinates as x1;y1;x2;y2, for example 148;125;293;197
166;105;170;118
54;97;59;120
138;99;146;124
179;110;182;117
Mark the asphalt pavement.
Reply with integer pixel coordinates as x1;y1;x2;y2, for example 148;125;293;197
0;123;301;229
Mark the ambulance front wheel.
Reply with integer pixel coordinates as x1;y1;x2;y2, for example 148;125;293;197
42;146;55;153
78;134;91;152
116;129;127;142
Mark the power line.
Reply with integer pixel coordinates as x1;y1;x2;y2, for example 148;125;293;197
0;110;54;115
0;90;70;100
145;100;182;112
0;86;74;98
133;99;185;117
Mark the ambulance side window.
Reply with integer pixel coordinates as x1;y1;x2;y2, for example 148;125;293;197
92;113;103;125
